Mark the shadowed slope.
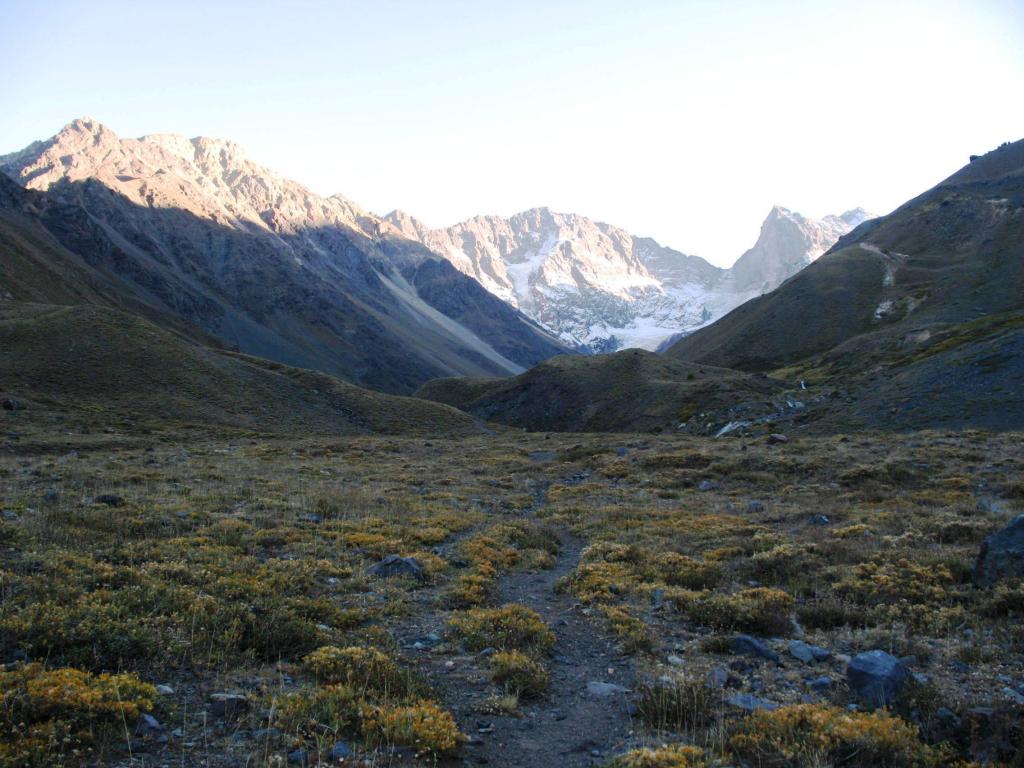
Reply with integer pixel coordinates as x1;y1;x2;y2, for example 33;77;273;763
0;302;481;436
415;349;783;433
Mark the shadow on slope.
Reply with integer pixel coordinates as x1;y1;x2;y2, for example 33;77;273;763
0;302;481;436
415;349;785;433
0;174;568;394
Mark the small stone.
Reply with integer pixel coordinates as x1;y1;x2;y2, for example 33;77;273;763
698;479;719;492
730;635;780;663
808;676;834;694
586;681;629;697
135;713;164;737
705;666;729;689
155;684;175;695
789;640;831;664
810;514;831;525
43;489;60;504
767;433;788;444
666;654;684;666
936;707;960;728
727;693;779;712
299;512;322;524
209;692;249;719
329;741;352;759
1003;686;1024;706
253;728;281;740
746;500;765;514
287;749;308;765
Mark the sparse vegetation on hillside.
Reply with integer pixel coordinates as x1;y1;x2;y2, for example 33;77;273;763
0;402;1021;765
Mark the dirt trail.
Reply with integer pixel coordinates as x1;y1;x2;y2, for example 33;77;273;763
398;484;639;767
473;528;639;766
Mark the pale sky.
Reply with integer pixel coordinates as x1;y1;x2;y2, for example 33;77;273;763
3;0;1023;265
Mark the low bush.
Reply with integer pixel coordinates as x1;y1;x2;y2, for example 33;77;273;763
0;663;156;768
605;743;712;767
729;703;946;767
449;604;555;653
489;650;549;698
303;645;412;697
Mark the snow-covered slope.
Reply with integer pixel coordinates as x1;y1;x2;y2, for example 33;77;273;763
387;205;871;351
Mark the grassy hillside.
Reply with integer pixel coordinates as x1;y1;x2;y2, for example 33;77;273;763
669;139;1024;372
416;349;785;433
0;302;482;436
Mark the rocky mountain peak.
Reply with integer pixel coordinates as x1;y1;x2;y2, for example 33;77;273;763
396;203;872;350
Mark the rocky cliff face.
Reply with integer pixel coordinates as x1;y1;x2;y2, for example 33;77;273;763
729;206;871;293
388;204;870;351
0;119;568;393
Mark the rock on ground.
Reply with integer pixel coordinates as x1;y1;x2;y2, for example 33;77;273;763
975;514;1024;586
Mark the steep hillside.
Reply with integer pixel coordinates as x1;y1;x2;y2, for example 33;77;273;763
415;349;784;433
669;139;1024;372
0;119;568;394
0;302;481;436
388;205;868;352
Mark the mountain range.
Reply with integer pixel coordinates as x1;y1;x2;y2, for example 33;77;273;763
0;118;567;395
387;204;870;351
420;139;1024;433
2;117;1019;437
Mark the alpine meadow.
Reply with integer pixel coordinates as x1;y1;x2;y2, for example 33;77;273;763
1;2;1023;767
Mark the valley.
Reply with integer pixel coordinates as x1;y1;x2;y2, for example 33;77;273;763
0;123;1021;768
1;408;1022;767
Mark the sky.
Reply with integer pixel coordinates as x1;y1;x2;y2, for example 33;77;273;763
2;0;1023;266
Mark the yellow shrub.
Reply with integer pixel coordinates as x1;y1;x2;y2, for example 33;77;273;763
0;663;155;767
303;646;410;696
363;700;461;756
833;559;953;605
277;683;360;735
599;605;656;653
563;561;635;603
4;664;156;721
673;587;794;635
605;743;711;767
730;703;943;767
449;604;555;653
489;650;549;698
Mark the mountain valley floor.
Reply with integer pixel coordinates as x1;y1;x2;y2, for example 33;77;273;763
1;407;1022;767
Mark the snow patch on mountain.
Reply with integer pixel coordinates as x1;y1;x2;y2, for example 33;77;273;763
387;204;870;352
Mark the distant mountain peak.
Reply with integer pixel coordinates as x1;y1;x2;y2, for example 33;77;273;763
392;203;868;351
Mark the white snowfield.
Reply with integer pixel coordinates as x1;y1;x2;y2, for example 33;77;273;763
387;205;871;351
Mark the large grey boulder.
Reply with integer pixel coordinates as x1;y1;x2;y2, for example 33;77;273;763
846;651;908;707
975;514;1024;586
